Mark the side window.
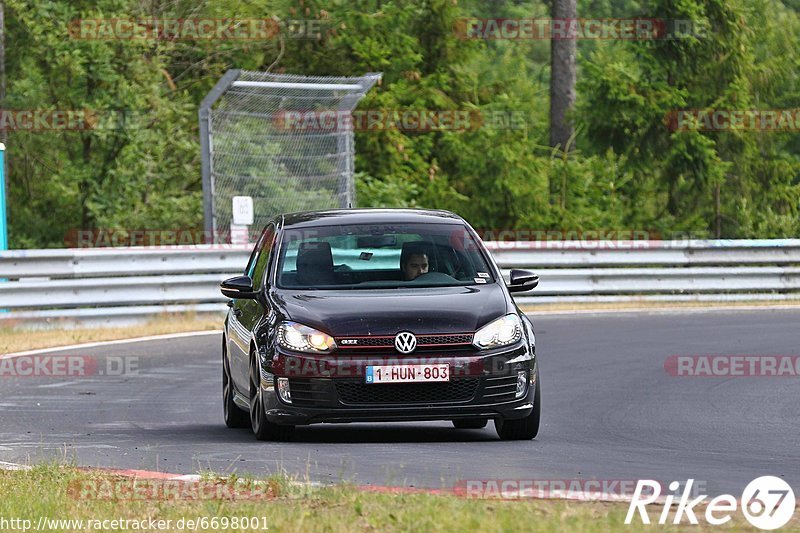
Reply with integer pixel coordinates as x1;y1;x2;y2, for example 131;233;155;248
244;232;266;278
251;225;276;290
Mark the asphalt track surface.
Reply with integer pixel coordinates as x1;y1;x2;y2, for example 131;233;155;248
1;309;798;496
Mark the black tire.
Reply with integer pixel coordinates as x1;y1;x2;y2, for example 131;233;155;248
249;351;295;442
223;341;250;429
452;418;488;429
495;370;541;441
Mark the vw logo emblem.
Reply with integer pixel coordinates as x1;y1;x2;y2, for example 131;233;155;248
394;332;417;354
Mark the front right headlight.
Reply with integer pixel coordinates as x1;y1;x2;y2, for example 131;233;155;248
472;314;522;350
276;321;337;353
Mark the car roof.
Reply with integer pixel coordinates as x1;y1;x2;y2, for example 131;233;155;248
279;208;466;229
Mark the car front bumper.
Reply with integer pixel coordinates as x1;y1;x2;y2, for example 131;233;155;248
259;344;537;425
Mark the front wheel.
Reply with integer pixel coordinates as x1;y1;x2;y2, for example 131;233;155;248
249;352;295;442
223;342;250;429
496;370;541;441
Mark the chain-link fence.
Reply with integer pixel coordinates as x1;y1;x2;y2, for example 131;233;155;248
200;70;381;242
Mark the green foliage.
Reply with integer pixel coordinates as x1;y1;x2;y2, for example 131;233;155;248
578;0;800;236
6;0;203;245
4;0;799;248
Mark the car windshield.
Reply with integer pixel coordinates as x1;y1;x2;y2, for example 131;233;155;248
275;223;495;290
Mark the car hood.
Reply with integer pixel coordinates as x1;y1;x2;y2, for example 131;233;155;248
270;284;510;336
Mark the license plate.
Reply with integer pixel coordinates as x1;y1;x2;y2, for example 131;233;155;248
365;364;450;384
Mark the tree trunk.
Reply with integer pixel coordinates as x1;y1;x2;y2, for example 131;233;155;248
0;1;5;147
549;0;577;152
0;2;6;169
0;1;7;247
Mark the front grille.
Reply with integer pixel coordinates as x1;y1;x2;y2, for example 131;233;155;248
418;334;473;345
335;379;479;405
335;333;474;351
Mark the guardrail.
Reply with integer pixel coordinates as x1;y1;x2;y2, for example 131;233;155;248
1;240;799;326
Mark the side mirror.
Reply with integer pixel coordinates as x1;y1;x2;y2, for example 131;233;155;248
507;269;539;293
220;275;257;299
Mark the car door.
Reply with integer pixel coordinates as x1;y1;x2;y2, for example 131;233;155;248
231;224;276;392
228;228;266;392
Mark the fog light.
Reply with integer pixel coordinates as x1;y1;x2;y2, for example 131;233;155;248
515;371;527;398
277;377;292;404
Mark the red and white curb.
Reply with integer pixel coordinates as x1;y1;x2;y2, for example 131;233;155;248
0;461;197;480
83;468;201;482
0;461;668;503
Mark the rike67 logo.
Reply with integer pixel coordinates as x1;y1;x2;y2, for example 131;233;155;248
625;476;795;530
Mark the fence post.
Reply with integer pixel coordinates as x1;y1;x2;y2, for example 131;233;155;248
200;69;241;241
0;142;6;251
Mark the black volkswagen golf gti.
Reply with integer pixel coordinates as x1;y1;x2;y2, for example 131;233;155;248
220;209;541;441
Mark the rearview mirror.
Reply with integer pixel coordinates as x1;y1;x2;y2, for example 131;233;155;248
507;269;539;293
220;275;258;299
357;235;397;248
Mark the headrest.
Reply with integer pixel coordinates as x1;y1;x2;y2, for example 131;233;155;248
296;241;334;272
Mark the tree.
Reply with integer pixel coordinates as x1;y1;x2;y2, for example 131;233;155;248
578;0;800;237
550;0;577;151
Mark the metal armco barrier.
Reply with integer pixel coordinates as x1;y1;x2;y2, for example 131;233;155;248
1;239;799;325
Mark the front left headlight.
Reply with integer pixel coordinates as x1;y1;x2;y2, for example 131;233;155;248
472;314;522;350
277;321;337;353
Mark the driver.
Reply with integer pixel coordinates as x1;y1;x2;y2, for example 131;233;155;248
401;251;429;281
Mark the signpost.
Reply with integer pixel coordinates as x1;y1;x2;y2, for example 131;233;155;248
231;195;254;245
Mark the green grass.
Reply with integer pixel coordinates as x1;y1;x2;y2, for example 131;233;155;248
0;465;778;532
0;312;222;354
